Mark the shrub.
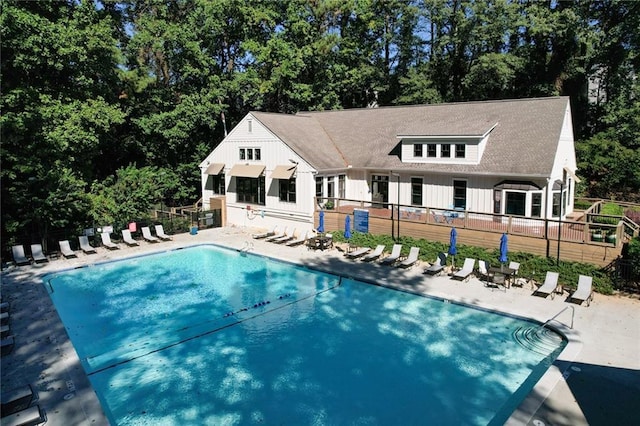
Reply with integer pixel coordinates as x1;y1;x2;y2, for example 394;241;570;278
574;200;591;210
335;230;616;294
601;202;624;216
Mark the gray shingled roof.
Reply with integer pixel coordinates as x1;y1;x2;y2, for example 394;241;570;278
252;97;570;177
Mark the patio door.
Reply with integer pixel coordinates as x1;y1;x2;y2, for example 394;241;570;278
371;175;389;207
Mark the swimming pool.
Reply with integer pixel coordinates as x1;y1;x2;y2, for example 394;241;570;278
44;245;566;425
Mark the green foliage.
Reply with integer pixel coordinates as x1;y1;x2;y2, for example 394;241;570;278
627;238;640;278
601;203;624;216
334;231;616;295
574;200;591;210
88;166;179;230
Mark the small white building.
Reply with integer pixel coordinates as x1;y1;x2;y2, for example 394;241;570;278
200;97;579;234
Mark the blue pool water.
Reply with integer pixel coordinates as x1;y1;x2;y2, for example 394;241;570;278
44;245;566;425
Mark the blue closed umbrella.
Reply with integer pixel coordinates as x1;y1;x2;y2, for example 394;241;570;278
317;210;325;233
499;233;508;264
344;215;352;239
448;227;458;267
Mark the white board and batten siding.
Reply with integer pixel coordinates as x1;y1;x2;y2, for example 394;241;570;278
200;114;317;232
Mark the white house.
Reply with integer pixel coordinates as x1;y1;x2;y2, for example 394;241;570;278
199;97;579;234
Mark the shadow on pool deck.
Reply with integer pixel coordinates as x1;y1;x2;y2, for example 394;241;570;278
1;227;639;425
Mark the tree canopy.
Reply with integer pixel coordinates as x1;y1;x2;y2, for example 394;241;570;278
2;0;639;251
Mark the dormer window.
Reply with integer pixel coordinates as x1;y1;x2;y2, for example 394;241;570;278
455;144;466;158
413;144;423;157
427;144;437;157
441;144;451;158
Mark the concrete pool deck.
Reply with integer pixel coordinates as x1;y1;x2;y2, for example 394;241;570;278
1;226;638;425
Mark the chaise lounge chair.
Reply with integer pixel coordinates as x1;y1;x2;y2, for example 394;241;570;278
452;258;476;281
265;227;287;242
532;271;560;299
380;244;403;265
121;229;139;246
286;231;310;247
59;240;77;258
345;246;370;259
272;228;296;244
424;252;447;276
397;246;420;268
1;384;34;415
11;245;31;266
1;335;15;355
30;244;49;263
78;236;97;254
361;244;385;262
101;232;120;250
154;225;172;241
252;225;277;239
1;405;46;426
569;275;594;306
141;226;160;243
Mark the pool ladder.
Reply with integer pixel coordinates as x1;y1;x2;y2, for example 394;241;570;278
539;305;575;330
240;241;254;253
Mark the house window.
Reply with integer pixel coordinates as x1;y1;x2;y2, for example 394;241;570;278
505;192;526;216
453;180;467;209
371;175;389;206
212;174;225;195
236;176;265;205
327;176;335;198
427;144;437;157
455;144;465;158
413;144;423;157
247;119;252;133
552;192;561;217
279;178;296;203
531;193;542;217
338;174;345;198
315;176;323;198
239;148;260;161
411;177;423;205
441;144;451;158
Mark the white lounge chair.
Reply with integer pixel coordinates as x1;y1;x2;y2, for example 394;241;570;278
78;236;97;254
533;271;560;299
361;245;385;262
154;225;172;241
101;232;120;250
380;244;403;265
122;230;139;246
477;260;490;280
569;275;594;306
272;228;296;244
345;246;370;259
424;252;447;276
59;240;77;258
286;231;310;247
11;245;31;266
508;261;520;276
265;227;287;242
141;226;159;243
397;247;420;268
30;244;48;263
452;258;476;281
252;225;278;239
